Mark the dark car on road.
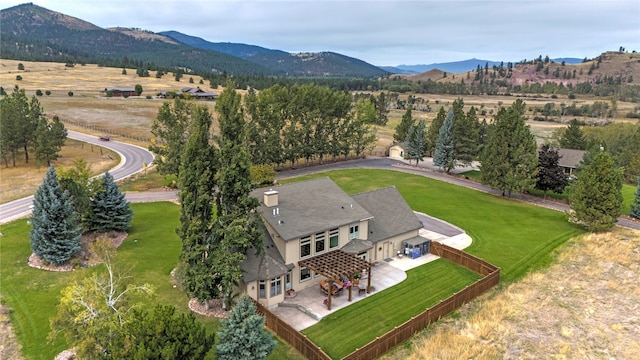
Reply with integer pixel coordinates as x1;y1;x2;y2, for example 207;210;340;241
99;135;110;141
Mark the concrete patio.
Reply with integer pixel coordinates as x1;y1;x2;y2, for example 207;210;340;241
270;228;472;331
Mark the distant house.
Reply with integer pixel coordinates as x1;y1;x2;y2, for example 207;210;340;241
389;142;407;160
557;148;585;176
104;87;137;97
159;87;217;100
243;177;429;308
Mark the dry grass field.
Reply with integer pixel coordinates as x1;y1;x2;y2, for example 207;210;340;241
0;139;119;203
382;227;640;360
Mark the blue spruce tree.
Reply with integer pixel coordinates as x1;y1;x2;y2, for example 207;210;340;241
30;166;82;265
216;295;275;360
433;109;456;172
87;172;133;233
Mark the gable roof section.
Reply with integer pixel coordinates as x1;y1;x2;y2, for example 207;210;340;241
557;148;585;169
241;221;290;283
252;177;372;241
351;186;423;243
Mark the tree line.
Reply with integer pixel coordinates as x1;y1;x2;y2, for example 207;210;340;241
0;86;67;167
395;98;630;231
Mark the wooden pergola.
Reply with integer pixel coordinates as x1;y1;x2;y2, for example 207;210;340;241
298;250;372;310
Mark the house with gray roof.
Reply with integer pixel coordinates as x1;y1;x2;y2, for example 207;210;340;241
557;148;585;176
243;177;429;308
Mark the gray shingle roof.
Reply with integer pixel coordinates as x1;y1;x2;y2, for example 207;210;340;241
241;221;291;283
340;239;373;254
557;148;585;169
251;177;372;241
351;186;423;243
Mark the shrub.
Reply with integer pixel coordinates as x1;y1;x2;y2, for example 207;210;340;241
45;90;51;96
68;91;74;97
16;75;22;80
35;89;43;96
250;164;276;186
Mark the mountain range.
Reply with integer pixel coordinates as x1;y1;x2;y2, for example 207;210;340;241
0;3;610;79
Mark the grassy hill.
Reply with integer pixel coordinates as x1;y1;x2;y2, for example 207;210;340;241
402;51;640;87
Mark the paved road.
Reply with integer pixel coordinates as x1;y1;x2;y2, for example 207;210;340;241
0;131;155;224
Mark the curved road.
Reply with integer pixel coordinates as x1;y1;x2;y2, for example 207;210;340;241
2;136;638;231
0;130;154;224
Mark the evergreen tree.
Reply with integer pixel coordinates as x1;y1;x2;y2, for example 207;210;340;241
559;119;588;150
535;145;568;197
373;91;389;126
427;107;446;157
216;296;275;360
393;107;415;143
433;110;456;172
568;150;623;231
0;86;40;167
115;305;215;359
453;105;480;167
30;166;82;265
178;105;218;304
87;172;133;233
480;99;538;197
405;119;427;166
630;177;640;220
34;115;67;166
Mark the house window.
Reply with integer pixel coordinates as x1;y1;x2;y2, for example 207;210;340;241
358;251;367;261
315;232;325;254
349;223;359;239
259;280;266;298
300;267;311;282
270;277;282;297
285;271;292;291
329;228;339;248
300;236;311;258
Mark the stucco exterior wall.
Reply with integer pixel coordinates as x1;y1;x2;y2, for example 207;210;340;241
389;144;406;160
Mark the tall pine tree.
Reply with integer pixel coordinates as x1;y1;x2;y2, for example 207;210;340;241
427;107;446;156
568;150;623;231
30;166;82;265
453;105;480;167
480;99;538;197
559;119;588;150
393;107;415;143
433;109;456;172
216;295;275;360
405;119;427;166
87;171;133;233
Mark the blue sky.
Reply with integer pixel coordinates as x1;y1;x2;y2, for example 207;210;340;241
1;0;638;66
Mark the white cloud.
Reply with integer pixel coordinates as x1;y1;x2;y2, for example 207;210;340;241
1;0;638;65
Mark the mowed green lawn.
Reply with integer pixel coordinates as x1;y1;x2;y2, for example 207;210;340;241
460;170;638;216
282;169;583;357
284;169;585;282
0;202;301;360
302;259;481;359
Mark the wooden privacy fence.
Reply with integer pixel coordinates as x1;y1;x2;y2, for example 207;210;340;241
255;242;499;360
342;243;500;359
253;300;332;360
